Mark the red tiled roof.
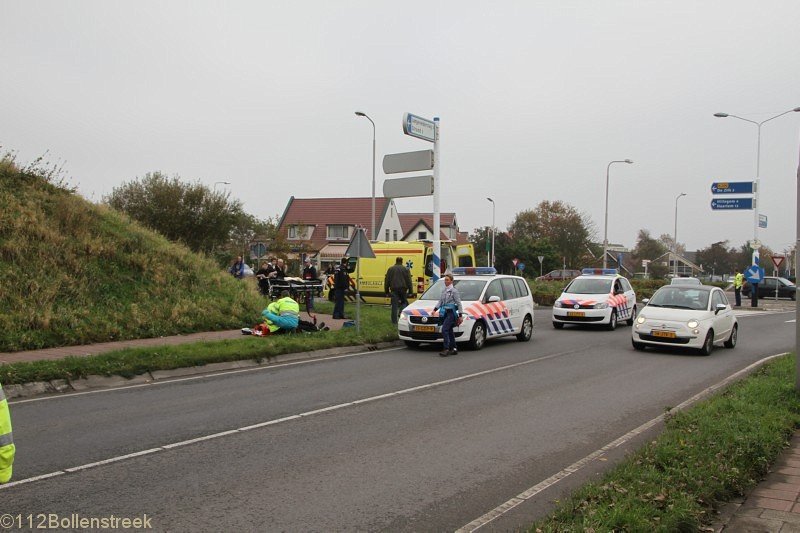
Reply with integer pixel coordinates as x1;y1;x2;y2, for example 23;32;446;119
398;212;456;236
278;197;391;250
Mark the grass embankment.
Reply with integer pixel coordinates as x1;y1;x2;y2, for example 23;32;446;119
533;354;800;532
0;155;263;351
0;301;398;385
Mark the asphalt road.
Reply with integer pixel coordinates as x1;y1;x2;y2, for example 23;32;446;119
3;308;796;531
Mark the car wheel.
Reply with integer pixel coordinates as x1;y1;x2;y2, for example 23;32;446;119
699;330;714;356
606;311;617;331
626;305;637;326
724;324;738;349
469;321;486;350
552;321;564;330
404;341;420;349
517;315;533;342
632;340;646;351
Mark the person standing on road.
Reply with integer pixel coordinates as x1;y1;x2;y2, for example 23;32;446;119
433;274;463;357
385;257;413;324
734;270;744;307
0;382;15;483
332;257;350;319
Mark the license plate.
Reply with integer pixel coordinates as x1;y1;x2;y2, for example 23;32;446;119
652;330;676;338
566;311;585;317
414;325;436;333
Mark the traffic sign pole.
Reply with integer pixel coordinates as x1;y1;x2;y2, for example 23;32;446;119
432;117;441;283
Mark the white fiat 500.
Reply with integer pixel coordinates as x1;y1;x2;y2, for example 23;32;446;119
632;284;737;355
552;269;637;330
398;267;534;351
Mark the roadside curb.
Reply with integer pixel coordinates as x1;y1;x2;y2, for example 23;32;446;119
4;340;402;400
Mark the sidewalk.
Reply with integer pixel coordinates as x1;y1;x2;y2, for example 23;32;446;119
719;431;800;532
0;312;349;366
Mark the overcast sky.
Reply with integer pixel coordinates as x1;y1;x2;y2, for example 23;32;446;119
3;1;799;255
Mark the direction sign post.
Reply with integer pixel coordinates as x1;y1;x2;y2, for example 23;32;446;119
710;198;754;210
383;175;434;198
382;150;434;174
710;181;755;194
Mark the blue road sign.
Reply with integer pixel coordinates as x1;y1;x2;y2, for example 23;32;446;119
518;263;525;271
710;181;754;194
710;198;754;210
744;264;765;284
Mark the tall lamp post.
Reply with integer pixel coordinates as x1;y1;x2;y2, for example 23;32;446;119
673;192;687;276
603;159;634;269
713;107;800;257
213;181;230;191
355;111;377;240
486;197;495;267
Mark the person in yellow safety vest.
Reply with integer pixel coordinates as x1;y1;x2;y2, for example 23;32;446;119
734;270;744;307
0;382;14;484
261;290;300;334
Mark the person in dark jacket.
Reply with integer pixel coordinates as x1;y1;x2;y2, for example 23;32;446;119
230;256;245;279
332;257;350;319
255;261;274;296
302;259;318;312
385;257;413;324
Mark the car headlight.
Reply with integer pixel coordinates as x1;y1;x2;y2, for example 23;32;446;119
554;301;564;308
687;319;699;329
636;315;646;324
594;302;608;309
398;313;408;323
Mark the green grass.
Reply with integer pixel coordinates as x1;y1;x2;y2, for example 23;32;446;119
0;301;399;384
0;154;264;351
532;354;800;532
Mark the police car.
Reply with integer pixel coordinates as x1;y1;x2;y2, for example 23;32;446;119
398;267;535;350
552;268;637;330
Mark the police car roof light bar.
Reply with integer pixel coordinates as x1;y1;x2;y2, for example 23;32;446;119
582;268;618;275
452;267;497;276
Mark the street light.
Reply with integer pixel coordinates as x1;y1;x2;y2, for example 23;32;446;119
673;192;687;276
355;111;377;240
602;159;634;269
486;197;495;267
713;107;800;250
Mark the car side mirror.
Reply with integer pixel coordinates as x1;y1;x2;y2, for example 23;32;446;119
715;303;726;315
487;295;501;303
642;298;650;304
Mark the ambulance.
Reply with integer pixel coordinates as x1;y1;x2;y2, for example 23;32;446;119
346;241;476;305
552;268;637;330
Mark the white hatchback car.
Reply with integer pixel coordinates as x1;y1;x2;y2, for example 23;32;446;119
632;284;737;355
398;267;534;350
552;269;637;330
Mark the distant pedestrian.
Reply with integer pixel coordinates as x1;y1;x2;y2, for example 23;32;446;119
271;258;286;280
229;256;245;279
385;256;413;324
255;261;274;296
332;257;350;319
433;274;463;357
0;382;14;483
734;270;744;307
302;258;318;312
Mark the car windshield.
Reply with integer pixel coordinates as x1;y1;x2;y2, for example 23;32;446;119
670;277;701;285
647;286;710;310
419;279;487;301
564;277;612;294
778;277;795;287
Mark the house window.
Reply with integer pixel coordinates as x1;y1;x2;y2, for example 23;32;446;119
327;225;349;240
385;229;390;241
418;231;427;240
393;230;398;241
288;226;297;239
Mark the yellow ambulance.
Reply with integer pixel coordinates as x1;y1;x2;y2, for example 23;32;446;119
349;241;476;304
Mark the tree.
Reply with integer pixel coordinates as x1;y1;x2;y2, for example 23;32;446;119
630;229;669;278
694;240;736;277
507;201;596;268
468;226;493;267
658;234;685;257
106;172;244;254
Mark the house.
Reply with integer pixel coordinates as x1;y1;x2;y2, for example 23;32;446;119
267;197;401;265
398;212;468;243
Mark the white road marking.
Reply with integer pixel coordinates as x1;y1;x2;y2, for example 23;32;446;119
0;351;571;490
456;351;789;532
787;319;796;323
9;346;406;405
